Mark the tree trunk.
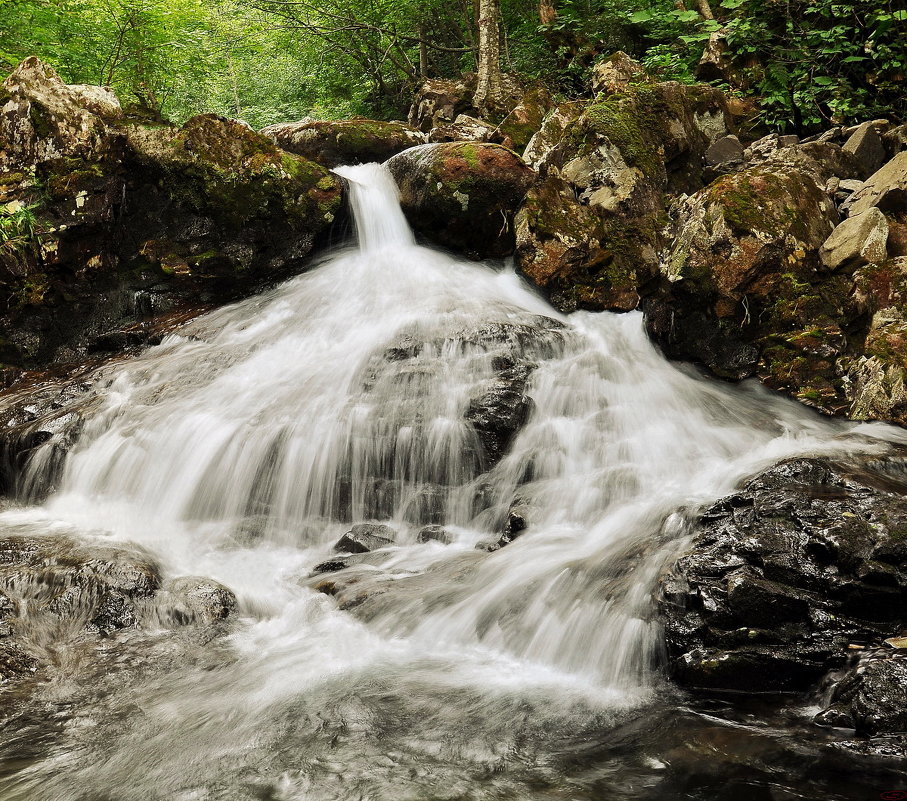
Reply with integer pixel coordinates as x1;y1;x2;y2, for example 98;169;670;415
473;0;503;113
418;23;429;78
694;0;715;19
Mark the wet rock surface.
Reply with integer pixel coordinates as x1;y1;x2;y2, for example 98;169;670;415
334;523;397;554
660;455;907;694
0;530;237;689
817;647;907;735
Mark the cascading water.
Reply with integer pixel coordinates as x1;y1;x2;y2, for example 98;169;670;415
0;163;902;800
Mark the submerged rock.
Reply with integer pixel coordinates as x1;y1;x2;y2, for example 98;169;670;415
659;456;907;694
260;118;425;168
161;576;237;625
386;142;535;259
417;525;452;545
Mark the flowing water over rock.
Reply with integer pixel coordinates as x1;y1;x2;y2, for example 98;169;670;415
0;163;904;800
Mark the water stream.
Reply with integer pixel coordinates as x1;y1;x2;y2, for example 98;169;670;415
0;163;902;800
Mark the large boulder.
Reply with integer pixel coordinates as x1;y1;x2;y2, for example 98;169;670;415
0;57;121;171
259;118;425;168
660;456;907;694
386;142;535;259
820;207;889;270
651;160;849;400
516;74;733;313
514;174;648;312
0;58;342;371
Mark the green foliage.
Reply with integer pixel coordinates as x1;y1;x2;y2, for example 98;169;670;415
0;201;39;257
0;0;902;130
723;0;907;132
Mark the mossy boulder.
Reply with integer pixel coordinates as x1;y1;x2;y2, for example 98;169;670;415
125;114;341;238
0;57;121;172
844;258;907;424
496;85;554;152
514;174;656;312
0;59;342;371
525;79;733;196
652;163;844;389
386;142;535;259
260;118;425;168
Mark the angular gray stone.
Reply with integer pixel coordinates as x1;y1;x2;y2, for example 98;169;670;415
845;151;907;216
820;207;889;270
843;121;888;179
704;134;744;167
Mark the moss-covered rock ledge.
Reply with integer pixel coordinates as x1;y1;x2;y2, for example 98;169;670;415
386;142;535;259
0;58;341;371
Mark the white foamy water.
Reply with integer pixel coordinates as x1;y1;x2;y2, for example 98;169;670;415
0;162;902;800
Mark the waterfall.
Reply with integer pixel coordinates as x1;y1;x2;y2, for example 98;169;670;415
0;163;898;800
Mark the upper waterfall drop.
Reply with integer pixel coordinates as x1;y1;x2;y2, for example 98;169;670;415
333;162;415;251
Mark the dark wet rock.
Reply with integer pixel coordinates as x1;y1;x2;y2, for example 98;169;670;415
659;456;907;694
818;650;907;736
0;530;239;693
260;118;425;168
0;532;157;637
0;58;342;373
417;525;452;545
386;142;535;259
334;523;397;554
162;576;237;625
465;363;532;466
476;501;531;552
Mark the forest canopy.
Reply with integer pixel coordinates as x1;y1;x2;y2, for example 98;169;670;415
0;0;904;133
